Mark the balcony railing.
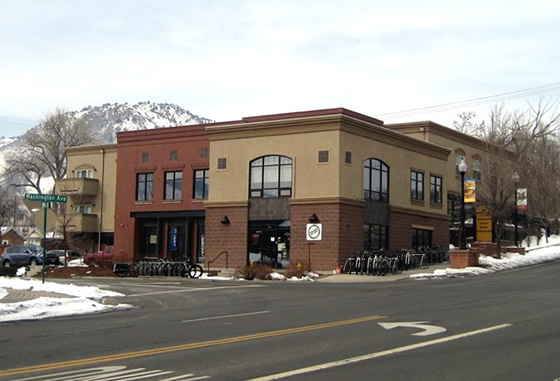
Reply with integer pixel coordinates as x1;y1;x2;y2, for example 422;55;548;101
56;178;99;196
60;213;98;232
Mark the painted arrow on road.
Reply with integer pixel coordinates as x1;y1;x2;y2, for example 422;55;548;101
379;321;447;336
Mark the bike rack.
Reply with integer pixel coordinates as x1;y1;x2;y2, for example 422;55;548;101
206;250;229;274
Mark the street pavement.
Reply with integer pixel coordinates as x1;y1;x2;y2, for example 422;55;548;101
1;262;450;303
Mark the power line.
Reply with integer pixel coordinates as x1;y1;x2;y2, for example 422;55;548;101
377;82;560;119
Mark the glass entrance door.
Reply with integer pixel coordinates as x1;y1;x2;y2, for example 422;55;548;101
248;220;290;268
168;223;186;261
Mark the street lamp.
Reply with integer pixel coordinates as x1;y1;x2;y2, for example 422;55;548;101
513;172;520;247
458;159;468;249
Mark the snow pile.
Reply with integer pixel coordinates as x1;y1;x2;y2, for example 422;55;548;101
0;277;131;322
410;239;560;280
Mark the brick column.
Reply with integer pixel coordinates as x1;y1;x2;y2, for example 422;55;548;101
450;249;479;268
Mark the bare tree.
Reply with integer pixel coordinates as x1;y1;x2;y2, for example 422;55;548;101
454;98;560;256
3;108;98;193
0;186;17;229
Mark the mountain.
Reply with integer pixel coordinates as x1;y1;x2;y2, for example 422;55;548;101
69;101;214;143
0;102;214;177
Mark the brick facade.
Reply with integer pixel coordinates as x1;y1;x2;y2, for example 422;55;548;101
204;205;248;269
389;207;449;250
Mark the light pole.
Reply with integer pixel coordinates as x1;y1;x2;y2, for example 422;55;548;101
459;159;468;249
513;172;520;247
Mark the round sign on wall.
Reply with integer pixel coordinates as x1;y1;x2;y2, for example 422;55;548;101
306;223;322;241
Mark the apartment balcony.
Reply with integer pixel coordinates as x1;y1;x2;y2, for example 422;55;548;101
56;178;99;204
56;178;99;196
62;213;98;233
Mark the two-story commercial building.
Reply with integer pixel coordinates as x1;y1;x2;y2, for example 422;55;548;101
58;107;510;271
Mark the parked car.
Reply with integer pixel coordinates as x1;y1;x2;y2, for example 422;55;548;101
1;245;60;267
83;245;113;267
47;249;82;265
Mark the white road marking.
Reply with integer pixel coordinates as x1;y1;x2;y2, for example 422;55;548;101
247;323;513;380
10;366;210;381
182;310;270;323
378;321;447;336
127;284;265;297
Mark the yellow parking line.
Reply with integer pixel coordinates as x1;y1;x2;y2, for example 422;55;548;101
1;314;387;377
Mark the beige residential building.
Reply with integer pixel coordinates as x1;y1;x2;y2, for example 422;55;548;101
55;143;117;252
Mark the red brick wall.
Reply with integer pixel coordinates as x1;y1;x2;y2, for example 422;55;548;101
389;208;449;250
113;126;209;262
204;206;248;269
290;201;365;271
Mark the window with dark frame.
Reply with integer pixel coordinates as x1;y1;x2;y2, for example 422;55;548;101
217;157;227;170
411;170;424;200
430;175;443;204
164;171;182;200
473;158;482;180
318;150;329;163
364;223;388;250
136;173;153;201
345;151;352;164
194;169;209;199
412;228;432;250
250;155;292;198
363;158;389;202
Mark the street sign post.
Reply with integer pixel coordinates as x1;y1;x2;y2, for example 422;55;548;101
24;194;68;283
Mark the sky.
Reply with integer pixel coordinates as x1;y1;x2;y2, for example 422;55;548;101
1;0;559;137
1;234;559;322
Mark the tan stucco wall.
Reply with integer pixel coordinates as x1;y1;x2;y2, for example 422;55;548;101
208;113;451;218
63;144;117;233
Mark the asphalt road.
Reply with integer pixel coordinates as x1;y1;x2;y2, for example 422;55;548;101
1;261;559;381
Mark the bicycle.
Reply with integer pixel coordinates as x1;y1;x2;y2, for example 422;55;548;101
342;253;357;274
113;262;140;277
178;257;204;279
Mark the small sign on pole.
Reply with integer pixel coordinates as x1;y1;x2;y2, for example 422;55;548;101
306;223;322;241
24;194;67;283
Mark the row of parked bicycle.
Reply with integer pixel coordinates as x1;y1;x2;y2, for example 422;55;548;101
342;247;448;276
113;257;204;278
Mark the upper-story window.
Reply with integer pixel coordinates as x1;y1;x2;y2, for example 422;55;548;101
75;169;94;178
250;155;292;198
136;173;153;201
364;158;389;202
165;171;182;200
455;151;466;176
411;170;424;200
194;169;209;199
75;204;93;214
430;175;443;204
473;156;482;180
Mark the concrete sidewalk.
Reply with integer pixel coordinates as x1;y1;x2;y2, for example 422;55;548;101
0;263;451;304
316;263;449;283
0;288;72;303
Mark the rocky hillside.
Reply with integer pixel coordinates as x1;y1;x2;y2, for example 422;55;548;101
69;101;214;143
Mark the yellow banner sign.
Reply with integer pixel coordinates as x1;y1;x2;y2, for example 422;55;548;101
464;178;476;203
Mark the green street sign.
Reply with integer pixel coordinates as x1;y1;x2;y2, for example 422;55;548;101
25;193;68;203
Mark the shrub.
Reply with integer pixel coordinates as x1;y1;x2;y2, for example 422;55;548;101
235;263;273;280
283;262;306;279
0;266;18;277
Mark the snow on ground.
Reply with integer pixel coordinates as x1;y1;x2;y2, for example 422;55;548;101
0;265;132;322
410;235;560;280
1;235;559;322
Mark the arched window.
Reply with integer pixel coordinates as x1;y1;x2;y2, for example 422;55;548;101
250;155;292;198
472;155;482;180
363;158;389;202
455;150;466;176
